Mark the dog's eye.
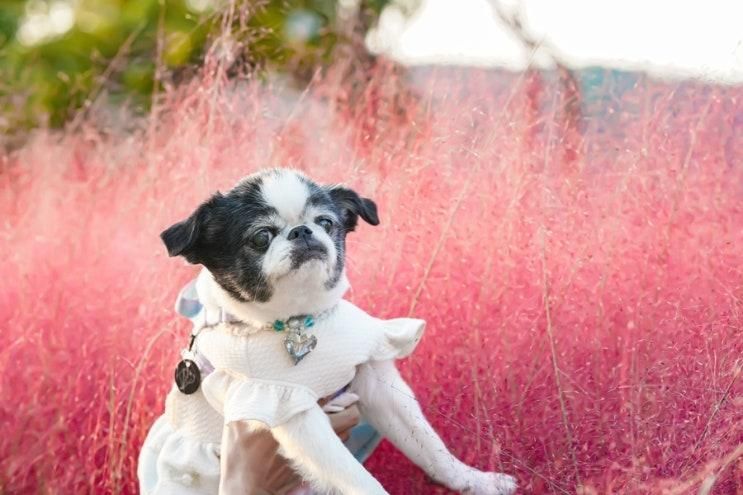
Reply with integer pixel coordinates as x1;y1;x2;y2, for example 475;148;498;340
315;216;333;233
250;229;273;250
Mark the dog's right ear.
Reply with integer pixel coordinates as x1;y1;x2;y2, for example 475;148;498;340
160;193;221;262
161;216;199;258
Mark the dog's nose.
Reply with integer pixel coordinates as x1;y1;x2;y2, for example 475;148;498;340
287;225;313;241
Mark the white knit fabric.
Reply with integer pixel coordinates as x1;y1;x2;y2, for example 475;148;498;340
139;299;425;495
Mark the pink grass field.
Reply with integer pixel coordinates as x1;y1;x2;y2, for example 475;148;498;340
1;64;742;494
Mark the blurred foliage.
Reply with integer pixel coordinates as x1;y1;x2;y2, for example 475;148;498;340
0;0;403;132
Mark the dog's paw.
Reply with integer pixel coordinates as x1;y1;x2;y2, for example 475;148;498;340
463;471;517;495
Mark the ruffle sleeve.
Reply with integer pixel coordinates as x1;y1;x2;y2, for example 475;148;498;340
372;317;426;361
200;370;319;428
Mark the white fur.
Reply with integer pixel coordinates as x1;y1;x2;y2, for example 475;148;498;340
261;232;295;280
196;269;349;327
352;361;517;494
267;408;388;495
258;172;340;288
260;170;311;225
261;222;339;283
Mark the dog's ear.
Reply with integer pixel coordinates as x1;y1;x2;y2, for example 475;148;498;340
326;186;379;232
161;216;199;259
161;193;222;263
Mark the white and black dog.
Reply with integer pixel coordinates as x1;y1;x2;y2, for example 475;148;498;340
138;169;516;495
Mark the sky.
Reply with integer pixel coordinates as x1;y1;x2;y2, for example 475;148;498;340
15;0;743;84
369;0;743;84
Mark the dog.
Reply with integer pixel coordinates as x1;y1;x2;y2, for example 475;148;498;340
138;168;517;495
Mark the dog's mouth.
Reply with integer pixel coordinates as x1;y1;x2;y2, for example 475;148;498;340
290;241;328;268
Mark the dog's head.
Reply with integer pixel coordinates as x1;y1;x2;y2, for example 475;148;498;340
161;169;378;310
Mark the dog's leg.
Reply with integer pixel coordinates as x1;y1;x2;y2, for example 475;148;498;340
351;361;516;495
268;405;388;495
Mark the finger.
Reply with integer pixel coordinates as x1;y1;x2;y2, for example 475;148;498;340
328;404;361;434
336;422;356;441
265;461;303;494
321;392;359;413
220;424;279;495
332;392;359;407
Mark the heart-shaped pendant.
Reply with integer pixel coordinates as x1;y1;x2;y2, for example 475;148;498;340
284;331;317;365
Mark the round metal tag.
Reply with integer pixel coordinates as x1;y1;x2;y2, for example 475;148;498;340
174;359;201;395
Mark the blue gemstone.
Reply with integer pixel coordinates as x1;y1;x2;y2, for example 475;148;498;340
304;315;314;327
273;320;285;332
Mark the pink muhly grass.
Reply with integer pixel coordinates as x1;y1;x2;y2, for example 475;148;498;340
0;64;741;494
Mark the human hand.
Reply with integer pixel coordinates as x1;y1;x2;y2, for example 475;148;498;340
322;393;361;442
219;393;361;495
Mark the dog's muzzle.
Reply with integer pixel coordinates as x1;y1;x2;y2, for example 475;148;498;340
288;225;328;267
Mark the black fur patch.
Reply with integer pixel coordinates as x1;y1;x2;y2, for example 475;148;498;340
324;186;380;231
161;176;277;302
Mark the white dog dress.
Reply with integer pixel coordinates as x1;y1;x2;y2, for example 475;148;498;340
138;277;425;495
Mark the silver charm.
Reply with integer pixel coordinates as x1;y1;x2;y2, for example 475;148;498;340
281;315;317;364
284;331;317;364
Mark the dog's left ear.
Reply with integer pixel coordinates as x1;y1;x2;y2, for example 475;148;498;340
326;186;379;232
